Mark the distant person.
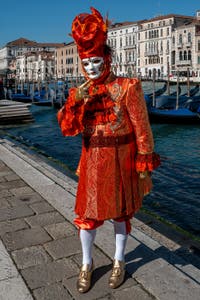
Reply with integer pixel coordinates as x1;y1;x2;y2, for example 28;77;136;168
7;86;13;100
0;80;4;99
58;7;160;294
49;88;56;102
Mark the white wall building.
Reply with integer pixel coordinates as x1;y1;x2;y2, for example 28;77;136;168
137;14;195;79
108;22;138;76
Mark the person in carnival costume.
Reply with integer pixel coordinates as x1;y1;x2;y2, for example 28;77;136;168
57;7;160;293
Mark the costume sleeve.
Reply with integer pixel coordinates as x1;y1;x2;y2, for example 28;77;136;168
57;87;84;136
126;78;160;172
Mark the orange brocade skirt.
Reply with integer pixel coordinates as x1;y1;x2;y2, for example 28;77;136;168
74;139;152;221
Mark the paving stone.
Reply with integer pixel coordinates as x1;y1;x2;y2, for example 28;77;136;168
44;221;77;239
30;201;55;214
0;218;29;236
0;240;18;280
5;173;21;181
113;284;155;300
10;186;35;196
0;170;13;177
0;165;10;172
0;176;6;182
33;283;73;300
12;245;52;269
44;235;81;259
7;192;45;206
25;211;65;227
0;189;12;197
0;204;35;222
0;179;27;190
21;258;79;289
0;161;6;168
0;197;10;208
134;258;200;300
0;275;33;300
2;227;52;251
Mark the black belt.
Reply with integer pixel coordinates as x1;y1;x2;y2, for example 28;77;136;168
83;132;135;148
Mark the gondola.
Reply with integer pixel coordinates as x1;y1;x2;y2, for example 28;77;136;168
155;84;199;109
148;106;200;123
144;82;167;106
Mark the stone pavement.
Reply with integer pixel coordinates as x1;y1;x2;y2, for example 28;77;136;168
0;137;200;300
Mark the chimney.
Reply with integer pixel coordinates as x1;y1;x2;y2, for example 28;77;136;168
196;10;200;20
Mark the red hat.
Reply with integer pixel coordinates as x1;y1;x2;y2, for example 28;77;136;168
71;7;108;59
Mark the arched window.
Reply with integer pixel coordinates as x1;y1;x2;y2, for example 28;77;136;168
188;50;191;60
179;51;183;61
184;50;187;60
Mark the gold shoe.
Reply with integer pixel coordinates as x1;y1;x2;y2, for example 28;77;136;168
109;259;125;289
77;261;94;293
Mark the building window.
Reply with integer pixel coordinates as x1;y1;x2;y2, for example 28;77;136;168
167;27;170;35
172;36;175;44
160;29;163;37
188;50;191;60
188;32;192;43
179;51;183;60
167;40;170;50
179;34;183;44
184;50;187;60
198;40;200;51
197;56;200;64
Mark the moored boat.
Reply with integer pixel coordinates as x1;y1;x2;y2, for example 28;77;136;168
148;106;200;123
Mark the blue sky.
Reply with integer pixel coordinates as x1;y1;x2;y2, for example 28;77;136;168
0;0;200;47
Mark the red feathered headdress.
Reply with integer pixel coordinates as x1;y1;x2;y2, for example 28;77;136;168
71;7;108;59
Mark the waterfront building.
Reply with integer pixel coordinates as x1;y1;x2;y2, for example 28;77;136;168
1;11;200;83
55;42;82;81
108;21;138;76
171;10;200;80
137;14;195;79
0;38;65;83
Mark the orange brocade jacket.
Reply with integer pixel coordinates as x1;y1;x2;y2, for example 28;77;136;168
57;76;160;221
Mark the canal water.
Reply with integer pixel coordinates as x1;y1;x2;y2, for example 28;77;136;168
1;81;199;238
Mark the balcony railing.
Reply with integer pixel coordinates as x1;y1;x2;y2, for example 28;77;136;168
176;60;192;66
144;50;159;56
124;45;136;50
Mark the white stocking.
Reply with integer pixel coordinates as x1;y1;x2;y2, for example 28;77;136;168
79;229;96;267
113;220;128;262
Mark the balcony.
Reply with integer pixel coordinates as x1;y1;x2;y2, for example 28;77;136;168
185;42;192;48
176;60;192;66
177;42;183;48
124;44;136;50
144;50;159;56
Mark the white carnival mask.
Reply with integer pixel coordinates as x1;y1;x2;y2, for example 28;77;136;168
82;57;104;79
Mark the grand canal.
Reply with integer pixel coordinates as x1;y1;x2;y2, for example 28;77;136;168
1;81;199;238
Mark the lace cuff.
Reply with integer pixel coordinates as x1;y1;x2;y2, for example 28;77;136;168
135;152;161;172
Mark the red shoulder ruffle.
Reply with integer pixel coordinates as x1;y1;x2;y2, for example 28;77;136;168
57;88;84;136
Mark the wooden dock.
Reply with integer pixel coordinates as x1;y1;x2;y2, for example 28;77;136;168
0;100;34;125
